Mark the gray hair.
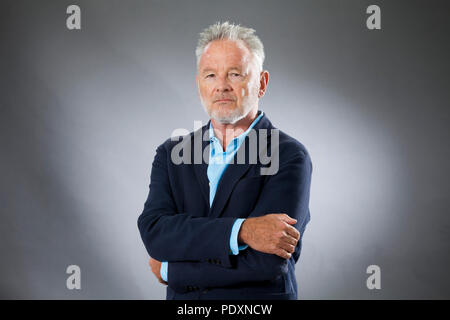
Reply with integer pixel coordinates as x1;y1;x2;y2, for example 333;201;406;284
195;21;265;71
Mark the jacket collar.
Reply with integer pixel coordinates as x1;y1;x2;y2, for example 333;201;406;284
193;110;275;218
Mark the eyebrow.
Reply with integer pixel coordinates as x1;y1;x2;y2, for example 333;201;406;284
201;67;242;74
201;68;215;74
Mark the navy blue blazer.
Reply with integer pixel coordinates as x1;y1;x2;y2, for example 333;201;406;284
138;112;312;300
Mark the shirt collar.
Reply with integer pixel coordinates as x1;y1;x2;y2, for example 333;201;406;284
209;110;264;142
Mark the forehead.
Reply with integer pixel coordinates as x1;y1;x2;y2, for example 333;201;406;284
199;39;252;69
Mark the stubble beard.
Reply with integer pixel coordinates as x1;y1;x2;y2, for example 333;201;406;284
200;93;257;125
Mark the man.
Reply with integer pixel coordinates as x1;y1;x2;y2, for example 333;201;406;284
138;21;312;300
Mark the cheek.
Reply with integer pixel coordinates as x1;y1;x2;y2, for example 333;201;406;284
248;79;260;97
239;82;255;100
200;84;212;98
239;82;254;98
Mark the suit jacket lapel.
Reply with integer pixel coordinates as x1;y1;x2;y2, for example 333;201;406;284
192;123;211;207
209;138;253;218
209;113;274;218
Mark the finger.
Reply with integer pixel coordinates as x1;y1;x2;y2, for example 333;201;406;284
282;233;298;246
280;214;297;225
284;224;300;240
275;248;292;260
279;241;296;254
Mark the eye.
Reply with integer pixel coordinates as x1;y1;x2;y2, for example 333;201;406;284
205;74;215;79
230;73;241;77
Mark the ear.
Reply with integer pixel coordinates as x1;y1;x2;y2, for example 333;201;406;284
258;70;269;98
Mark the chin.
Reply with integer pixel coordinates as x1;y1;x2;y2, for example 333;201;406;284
218;115;246;125
209;104;239;121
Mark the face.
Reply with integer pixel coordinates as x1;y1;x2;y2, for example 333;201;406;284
196;39;266;124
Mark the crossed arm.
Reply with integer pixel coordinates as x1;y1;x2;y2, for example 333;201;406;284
138;143;312;291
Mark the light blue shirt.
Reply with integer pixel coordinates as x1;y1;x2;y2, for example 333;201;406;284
160;111;264;282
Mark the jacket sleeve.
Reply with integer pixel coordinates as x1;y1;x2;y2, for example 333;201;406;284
137;141;237;267
166;147;312;292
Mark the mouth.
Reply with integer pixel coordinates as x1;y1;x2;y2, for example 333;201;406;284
214;99;235;103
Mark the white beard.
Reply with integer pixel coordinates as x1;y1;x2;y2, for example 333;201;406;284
200;91;257;124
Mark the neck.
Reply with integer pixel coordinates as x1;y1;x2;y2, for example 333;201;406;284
211;107;259;151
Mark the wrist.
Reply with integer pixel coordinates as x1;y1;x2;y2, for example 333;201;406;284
238;219;249;244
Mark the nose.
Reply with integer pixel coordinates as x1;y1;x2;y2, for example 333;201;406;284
215;75;233;93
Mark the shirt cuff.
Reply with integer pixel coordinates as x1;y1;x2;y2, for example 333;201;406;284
229;218;248;255
160;261;168;282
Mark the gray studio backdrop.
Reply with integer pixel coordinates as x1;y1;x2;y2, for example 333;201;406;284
1;0;449;299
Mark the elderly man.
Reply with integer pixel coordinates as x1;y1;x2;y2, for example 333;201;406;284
138;21;312;300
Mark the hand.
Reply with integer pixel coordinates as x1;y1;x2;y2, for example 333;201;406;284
149;257;168;285
238;213;300;259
